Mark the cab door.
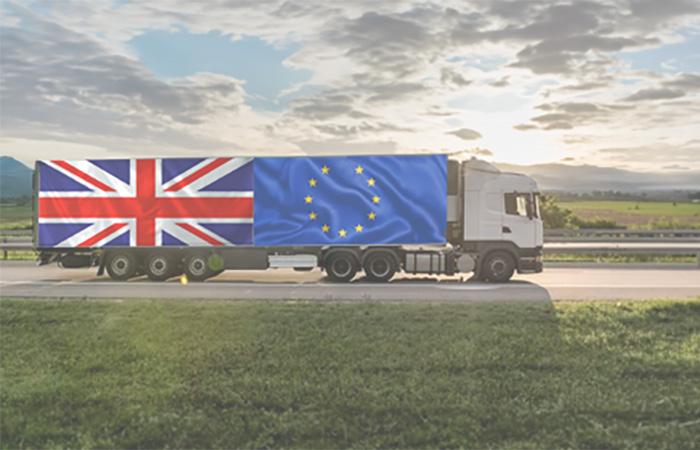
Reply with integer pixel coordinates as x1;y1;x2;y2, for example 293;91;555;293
502;192;538;249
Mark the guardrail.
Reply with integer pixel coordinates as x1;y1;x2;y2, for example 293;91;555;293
2;228;700;266
544;228;700;242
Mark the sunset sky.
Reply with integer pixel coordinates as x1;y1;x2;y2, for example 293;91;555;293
1;0;699;171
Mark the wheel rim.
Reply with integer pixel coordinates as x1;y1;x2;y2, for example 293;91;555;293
369;257;391;278
490;259;506;277
149;257;168;276
111;256;129;276
331;258;352;278
189;258;207;277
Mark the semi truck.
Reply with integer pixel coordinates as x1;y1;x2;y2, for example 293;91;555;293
34;154;543;282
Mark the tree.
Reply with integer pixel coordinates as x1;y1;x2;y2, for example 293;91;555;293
539;194;575;229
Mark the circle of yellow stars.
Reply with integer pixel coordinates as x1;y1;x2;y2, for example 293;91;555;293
305;163;379;238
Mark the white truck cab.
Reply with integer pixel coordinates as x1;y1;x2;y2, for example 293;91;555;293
445;158;543;281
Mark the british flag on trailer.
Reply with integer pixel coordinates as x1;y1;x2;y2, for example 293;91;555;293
37;158;254;248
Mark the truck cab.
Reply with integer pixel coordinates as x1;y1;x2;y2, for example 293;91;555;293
448;158;543;281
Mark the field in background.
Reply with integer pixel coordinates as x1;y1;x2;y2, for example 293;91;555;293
2;298;699;449
0;202;31;230
560;200;700;228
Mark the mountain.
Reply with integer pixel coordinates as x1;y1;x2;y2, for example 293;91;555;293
0;156;33;198
495;162;700;192
0;155;697;198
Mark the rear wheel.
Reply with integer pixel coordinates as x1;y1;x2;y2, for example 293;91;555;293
325;252;357;283
106;251;138;281
183;253;212;282
363;252;396;282
144;252;178;281
481;251;515;282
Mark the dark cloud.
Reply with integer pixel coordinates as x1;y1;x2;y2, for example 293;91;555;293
449;128;482;141
623;88;686;101
518;101;615;130
289;93;371;120
440;67;471;87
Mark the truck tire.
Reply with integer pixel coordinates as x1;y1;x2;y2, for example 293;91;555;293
144;252;178;281
363;251;396;282
184;253;212;282
106;251;138;281
325;252;357;283
481;250;515;282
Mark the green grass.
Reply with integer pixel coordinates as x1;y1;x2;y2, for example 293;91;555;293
2;299;699;449
560;200;700;228
0;203;32;230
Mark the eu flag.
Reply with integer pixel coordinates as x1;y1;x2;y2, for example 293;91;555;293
253;155;446;245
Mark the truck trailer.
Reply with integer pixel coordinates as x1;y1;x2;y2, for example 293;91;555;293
34;154;543;282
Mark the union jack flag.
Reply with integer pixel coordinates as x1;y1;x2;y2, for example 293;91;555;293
37;158;254;248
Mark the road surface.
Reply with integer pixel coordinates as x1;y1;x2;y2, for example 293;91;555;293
1;261;698;302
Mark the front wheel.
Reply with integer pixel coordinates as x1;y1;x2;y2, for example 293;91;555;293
481;251;515;282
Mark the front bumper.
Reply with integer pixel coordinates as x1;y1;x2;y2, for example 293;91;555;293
518;246;543;273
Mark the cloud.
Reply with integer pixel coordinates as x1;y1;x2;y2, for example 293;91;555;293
1;0;699;170
449;128;482;140
467;147;493;156
623;88;685;101
596;141;700;165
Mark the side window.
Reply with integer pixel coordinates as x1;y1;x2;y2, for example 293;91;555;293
504;193;529;216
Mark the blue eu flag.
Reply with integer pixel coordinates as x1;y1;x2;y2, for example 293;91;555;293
253;155;446;245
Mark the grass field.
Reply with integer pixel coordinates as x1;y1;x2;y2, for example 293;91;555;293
0;202;32;230
2;298;699;449
560;200;700;228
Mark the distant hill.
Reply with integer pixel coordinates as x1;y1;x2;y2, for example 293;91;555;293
0;155;697;198
495;162;700;192
0;156;32;198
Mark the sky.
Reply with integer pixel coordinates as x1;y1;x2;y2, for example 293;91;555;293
1;0;699;171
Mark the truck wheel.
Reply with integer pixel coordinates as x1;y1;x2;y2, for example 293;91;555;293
106;251;138;281
325;252;357;283
363;252;396;282
144;252;177;281
481;251;515;282
184;253;212;282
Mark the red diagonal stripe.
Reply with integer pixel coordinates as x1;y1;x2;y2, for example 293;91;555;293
164;158;231;192
77;223;127;247
176;222;224;246
52;160;116;192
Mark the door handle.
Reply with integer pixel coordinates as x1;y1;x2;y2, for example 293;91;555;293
502;226;512;233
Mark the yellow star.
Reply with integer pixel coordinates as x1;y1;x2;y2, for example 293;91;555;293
321;165;330;175
322;224;330;233
338;228;347;237
367;177;376;187
355;224;363;232
309;178;317;187
372;195;380;204
305;195;313;204
309;211;317;220
355;165;364;174
368;211;376;220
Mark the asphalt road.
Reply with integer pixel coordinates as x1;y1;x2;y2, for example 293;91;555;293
1;261;698;302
